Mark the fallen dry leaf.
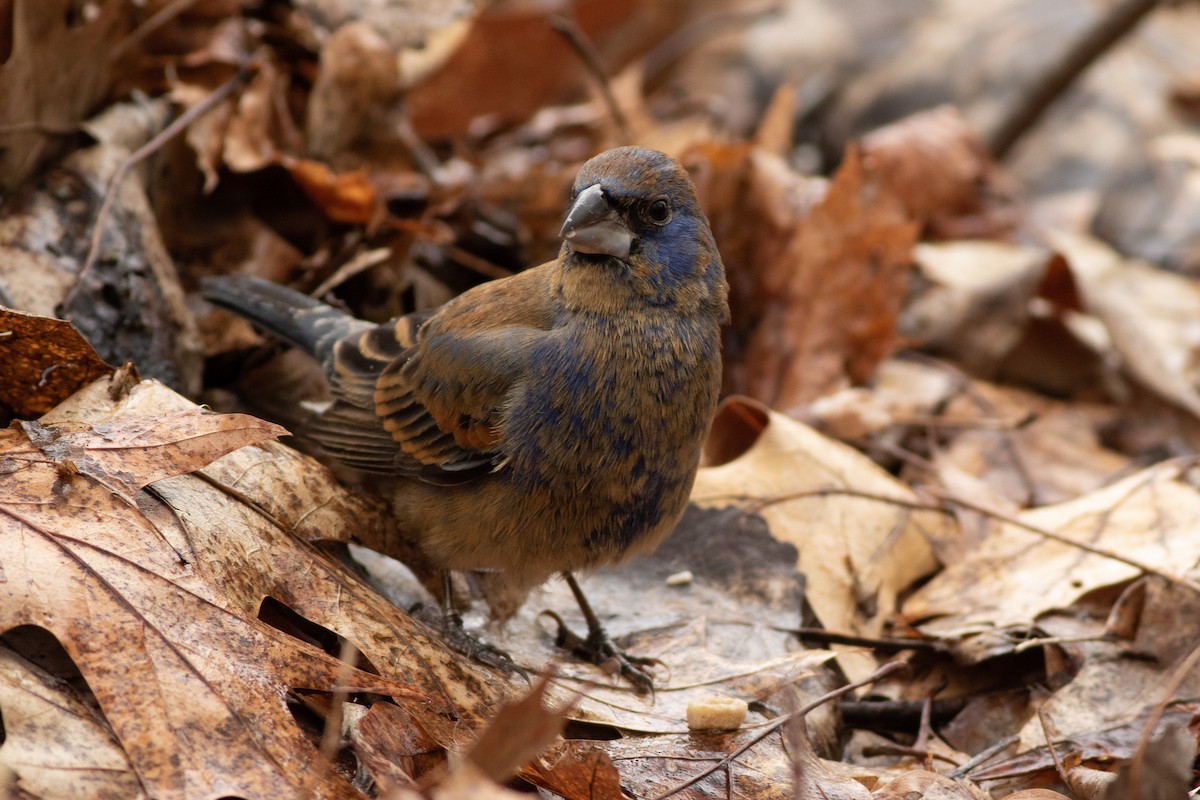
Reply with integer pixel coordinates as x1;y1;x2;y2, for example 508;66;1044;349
0;308;112;418
1048;229;1200;419
687;141;917;411
0;99;203;395
692;396;943;680
405;0;677;140
0;645;145;800
968;705;1197;793
283;157;380;225
905;462;1200;651
1;375;456;798
0;0;131;189
902;240;1049;376
872;769;990;799
467;675;574;783
860;106;1020;240
932;380;1129;508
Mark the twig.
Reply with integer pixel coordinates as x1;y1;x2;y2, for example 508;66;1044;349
648;660;905;800
924;483;1200;595
987;0;1164;158
738;486;949;517
859;744;961;767
110;0;200;63
776;625;946;654
642;2;781;85
914;687;941;752
549;10;634;143
947;733;1019;779
66;66;252;310
1038;708;1070;787
901;350;1039;505
395;115;441;177
310;247;392;299
0;121;80;136
839;696;965;730
320;638;359;761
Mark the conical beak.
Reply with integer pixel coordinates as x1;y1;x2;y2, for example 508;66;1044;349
559;183;633;259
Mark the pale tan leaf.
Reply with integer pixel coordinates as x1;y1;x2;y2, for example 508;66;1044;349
692;396;943;680
0;646;144;800
906;463;1200;639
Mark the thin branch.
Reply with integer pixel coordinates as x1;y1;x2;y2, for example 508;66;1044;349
1038;707;1071;788
859;744;961;766
110;0;201;63
549;10;634;144
0;120;80;136
948;733;1019;779
319;639;359;761
774;625;947;654
987;0;1164;158
310;247;392;299
648;660;905;800
925;484;1200;595
66;66;253;310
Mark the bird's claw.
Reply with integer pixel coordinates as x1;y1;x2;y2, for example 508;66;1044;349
541;610;662;694
414;603;530;684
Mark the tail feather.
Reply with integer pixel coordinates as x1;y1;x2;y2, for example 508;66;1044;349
200;275;368;364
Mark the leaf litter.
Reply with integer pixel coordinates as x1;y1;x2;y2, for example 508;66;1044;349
5;0;1200;797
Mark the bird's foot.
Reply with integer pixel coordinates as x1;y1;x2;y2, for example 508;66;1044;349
542;610;662;694
412;603;529;683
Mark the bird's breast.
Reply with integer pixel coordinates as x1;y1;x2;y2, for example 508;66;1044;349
498;312;722;551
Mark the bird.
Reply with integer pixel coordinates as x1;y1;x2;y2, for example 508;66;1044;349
202;146;729;690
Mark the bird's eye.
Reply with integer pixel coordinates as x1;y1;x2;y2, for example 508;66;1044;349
647;198;671;225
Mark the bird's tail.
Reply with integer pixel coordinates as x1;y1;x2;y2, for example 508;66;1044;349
200;275;368;364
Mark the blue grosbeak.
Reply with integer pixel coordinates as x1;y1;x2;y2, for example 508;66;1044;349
203;147;729;689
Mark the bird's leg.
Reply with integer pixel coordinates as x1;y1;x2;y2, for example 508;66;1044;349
422;571;529;682
549;572;662;693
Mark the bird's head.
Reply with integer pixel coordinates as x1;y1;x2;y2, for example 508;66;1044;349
558;147;727;317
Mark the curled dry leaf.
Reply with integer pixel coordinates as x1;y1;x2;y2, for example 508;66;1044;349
1095;722;1194;800
686;140;917;411
860;106;1020;240
283;157;380;225
994;578;1200;758
1048;230;1200;419
969;706;1198;792
872;770;990;799
467;675;574;784
903;241;1049;376
305;22;404;164
0;0;131;189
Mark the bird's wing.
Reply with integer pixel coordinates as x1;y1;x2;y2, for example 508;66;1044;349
311;262;560;483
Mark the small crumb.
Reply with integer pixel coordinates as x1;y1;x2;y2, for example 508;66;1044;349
687;697;748;731
665;570;693;587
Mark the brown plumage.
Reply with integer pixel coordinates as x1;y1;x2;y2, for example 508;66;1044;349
203;147;729;687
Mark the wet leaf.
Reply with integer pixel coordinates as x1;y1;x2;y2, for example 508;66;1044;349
0;308;111;418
